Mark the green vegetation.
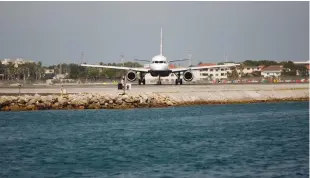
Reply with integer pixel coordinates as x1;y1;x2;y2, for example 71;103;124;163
0;61;143;81
242;60;278;67
227;67;239;80
280;61;308;76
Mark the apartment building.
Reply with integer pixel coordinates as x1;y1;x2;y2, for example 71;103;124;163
194;63;240;80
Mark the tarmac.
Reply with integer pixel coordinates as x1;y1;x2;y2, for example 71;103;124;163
0;83;308;96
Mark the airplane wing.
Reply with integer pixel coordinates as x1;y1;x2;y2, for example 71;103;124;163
171;64;240;72
81;64;149;72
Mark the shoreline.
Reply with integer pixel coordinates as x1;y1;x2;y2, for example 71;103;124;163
0;93;308;112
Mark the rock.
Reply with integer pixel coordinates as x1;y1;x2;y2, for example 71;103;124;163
2;106;11;111
10;105;22;111
88;103;100;109
58;97;68;106
25;104;36;110
0;97;10;106
166;101;174;106
52;103;59;109
17;98;27;104
28;99;37;105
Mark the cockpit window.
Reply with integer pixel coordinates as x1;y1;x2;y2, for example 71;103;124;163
159;61;163;63
155;61;158;63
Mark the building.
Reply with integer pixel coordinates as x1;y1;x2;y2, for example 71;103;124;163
261;65;283;78
194;63;242;81
293;61;309;65
1;58;35;65
293;61;310;76
44;69;55;74
242;65;263;75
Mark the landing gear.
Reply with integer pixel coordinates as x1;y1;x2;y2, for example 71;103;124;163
175;78;183;85
138;79;146;85
138;72;146;85
157;76;162;85
175;72;183;85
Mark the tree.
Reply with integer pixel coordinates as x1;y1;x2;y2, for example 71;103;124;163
282;61;296;70
280;61;308;76
227;67;239;80
37;61;42;67
252;71;261;77
242;60;278;67
0;62;4;74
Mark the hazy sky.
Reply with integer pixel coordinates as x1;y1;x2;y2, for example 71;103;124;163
0;1;308;66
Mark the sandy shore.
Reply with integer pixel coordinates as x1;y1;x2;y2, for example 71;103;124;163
0;83;308;111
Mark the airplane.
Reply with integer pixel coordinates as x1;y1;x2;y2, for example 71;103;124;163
81;28;240;85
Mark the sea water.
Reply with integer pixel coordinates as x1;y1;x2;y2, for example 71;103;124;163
0;101;309;178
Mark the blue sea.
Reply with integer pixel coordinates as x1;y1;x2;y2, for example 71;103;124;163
0;101;309;178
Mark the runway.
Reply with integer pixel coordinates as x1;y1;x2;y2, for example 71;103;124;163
0;83;308;96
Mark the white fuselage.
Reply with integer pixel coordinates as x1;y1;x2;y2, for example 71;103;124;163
149;55;169;71
148;55;171;77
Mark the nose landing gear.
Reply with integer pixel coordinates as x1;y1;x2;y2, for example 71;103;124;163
157;76;162;85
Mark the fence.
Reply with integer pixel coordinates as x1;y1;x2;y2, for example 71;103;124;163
189;76;309;85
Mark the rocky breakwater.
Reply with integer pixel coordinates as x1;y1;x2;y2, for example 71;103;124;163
0;89;309;111
0;93;177;111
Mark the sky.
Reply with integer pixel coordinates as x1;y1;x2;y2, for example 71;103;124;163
0;1;308;66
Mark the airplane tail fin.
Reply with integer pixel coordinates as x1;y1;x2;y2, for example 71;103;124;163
160;28;163;55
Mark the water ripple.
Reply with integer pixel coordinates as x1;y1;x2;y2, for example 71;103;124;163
0;101;308;178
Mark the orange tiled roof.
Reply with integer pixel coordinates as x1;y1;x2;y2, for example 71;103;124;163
169;64;177;69
258;65;265;69
261;65;283;72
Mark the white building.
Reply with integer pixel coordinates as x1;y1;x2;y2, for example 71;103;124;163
193;63;240;81
44;69;55;74
261;65;283;78
242;66;263;74
1;58;35;65
293;61;309;65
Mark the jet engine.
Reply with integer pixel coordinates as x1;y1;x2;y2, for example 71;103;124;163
126;71;137;82
183;70;194;81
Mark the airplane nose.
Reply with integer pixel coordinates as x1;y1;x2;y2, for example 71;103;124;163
151;64;167;71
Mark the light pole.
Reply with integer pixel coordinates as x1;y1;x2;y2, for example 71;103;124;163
121;54;127;95
188;50;192;67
